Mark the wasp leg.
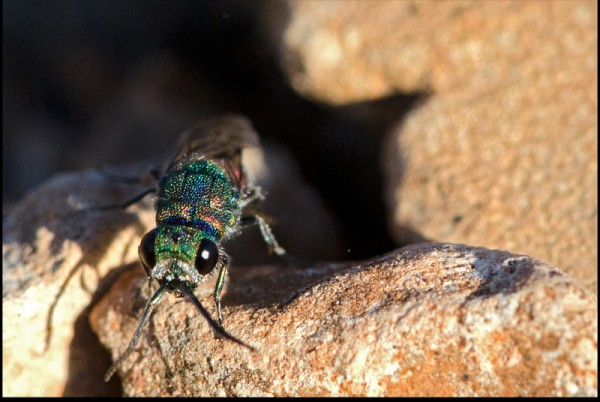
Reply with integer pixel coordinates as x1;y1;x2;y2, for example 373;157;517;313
95;165;161;211
240;186;304;265
240;214;287;257
95;187;156;211
148;166;161;181
238;186;264;210
101;164;161;183
255;215;287;257
213;253;230;328
119;187;157;209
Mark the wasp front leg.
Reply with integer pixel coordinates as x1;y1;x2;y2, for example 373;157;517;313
213;252;230;328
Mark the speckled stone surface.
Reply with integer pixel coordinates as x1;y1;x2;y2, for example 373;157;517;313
280;0;596;103
2;167;155;397
92;243;597;396
277;0;598;293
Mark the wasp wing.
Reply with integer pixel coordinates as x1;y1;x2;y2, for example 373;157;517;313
167;114;260;189
174;114;259;162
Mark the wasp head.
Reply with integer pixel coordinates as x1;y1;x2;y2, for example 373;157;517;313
138;227;221;293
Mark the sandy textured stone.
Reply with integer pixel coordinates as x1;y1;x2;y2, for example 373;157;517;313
2;167;155;397
382;2;597;292
279;0;598;292
280;0;597;103
92;243;597;396
2;135;336;396
385;79;597;293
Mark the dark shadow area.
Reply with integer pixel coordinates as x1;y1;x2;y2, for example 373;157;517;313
248;93;423;260
3;0;426;261
466;255;536;302
62;263;139;396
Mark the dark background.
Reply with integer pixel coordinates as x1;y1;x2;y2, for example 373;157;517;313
3;0;420;261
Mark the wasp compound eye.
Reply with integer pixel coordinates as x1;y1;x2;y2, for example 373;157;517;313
195;239;219;275
139;229;158;270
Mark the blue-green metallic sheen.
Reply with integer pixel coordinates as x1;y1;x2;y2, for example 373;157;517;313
154;160;241;265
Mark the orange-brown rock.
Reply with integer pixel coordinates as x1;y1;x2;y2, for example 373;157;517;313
276;0;597;293
2;168;155;397
384;72;597;293
280;0;596;103
380;0;597;293
92;243;597;396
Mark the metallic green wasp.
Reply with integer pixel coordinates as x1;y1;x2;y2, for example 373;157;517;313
104;115;286;382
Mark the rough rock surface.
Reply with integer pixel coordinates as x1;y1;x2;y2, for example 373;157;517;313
281;0;596;103
385;74;597;293
92;243;597;397
2;144;337;396
2;167;155;397
278;0;598;292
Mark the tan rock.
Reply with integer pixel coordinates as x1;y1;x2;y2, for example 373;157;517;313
280;0;597;103
92;243;597;396
385;53;597;293
278;0;598;292
2;167;155;396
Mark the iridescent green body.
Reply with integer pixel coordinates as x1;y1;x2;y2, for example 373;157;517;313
154;160;240;274
157;160;239;238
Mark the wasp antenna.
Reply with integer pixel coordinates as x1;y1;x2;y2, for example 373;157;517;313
179;285;256;352
104;283;168;382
